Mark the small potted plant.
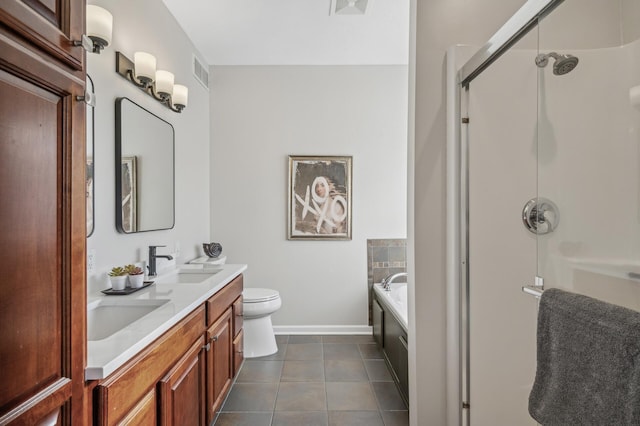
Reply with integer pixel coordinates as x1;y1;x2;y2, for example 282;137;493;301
124;264;145;289
108;266;127;291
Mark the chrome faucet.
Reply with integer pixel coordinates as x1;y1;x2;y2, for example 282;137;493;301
381;272;408;291
148;245;173;277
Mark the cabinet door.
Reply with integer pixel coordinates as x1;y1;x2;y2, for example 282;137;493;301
116;390;156;426
206;308;233;424
159;337;206;426
372;299;384;348
0;0;84;70
0;12;85;425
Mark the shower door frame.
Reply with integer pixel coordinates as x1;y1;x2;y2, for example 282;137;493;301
446;1;563;425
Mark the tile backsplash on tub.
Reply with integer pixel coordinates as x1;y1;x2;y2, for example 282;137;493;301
367;239;407;325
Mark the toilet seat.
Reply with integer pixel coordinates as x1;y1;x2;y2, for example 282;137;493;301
244;288;280;303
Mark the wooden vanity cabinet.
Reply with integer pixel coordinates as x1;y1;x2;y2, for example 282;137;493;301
95;307;205;426
94;274;244;426
0;0;87;424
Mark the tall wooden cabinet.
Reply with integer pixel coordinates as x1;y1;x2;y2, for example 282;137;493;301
0;1;86;424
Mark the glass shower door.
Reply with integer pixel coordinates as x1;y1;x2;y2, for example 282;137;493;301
535;1;640;311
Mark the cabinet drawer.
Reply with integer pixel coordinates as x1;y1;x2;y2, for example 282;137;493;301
233;329;244;376
233;295;243;337
207;275;243;326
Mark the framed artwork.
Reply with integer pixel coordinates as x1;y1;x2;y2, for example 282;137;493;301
288;155;352;240
121;156;137;233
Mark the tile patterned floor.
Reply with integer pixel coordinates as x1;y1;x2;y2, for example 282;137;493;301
213;335;409;426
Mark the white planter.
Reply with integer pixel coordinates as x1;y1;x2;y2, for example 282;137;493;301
128;273;145;289
109;275;127;291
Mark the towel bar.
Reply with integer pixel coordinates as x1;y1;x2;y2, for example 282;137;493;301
522;285;544;298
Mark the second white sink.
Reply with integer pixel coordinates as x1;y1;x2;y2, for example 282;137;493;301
154;268;222;284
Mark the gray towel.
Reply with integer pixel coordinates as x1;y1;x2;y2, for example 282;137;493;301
529;288;640;425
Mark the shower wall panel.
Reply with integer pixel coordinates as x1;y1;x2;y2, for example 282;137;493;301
537;38;640;312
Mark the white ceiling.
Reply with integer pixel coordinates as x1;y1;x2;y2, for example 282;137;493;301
161;0;410;66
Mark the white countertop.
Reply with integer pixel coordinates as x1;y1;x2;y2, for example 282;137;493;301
86;263;247;380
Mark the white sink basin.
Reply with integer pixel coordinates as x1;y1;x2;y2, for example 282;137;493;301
87;299;169;341
154;268;222;284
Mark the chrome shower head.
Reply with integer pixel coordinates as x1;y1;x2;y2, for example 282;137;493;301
535;52;579;75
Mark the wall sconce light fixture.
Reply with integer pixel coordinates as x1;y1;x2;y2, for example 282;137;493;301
74;5;113;53
116;51;188;113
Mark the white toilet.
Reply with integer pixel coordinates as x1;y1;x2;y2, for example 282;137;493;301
243;288;282;358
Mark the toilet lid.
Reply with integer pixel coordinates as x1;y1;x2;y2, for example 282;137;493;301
244;288;280;303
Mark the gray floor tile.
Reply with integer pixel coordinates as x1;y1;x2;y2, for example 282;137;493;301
380;410;409;426
322;335;375;344
359;343;384;359
328;411;384;426
213;412;272;426
237;360;283;383
325;359;369;382
221;383;278;412
219;335;405;424
272;411;329;426
364;360;393;382
285;343;323;360
289;335;322;343
326;382;378;411
323;344;361;360
256;344;287;361
281;360;325;382
275;382;327;411
371;382;407;410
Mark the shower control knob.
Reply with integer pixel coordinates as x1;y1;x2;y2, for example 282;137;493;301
522;197;559;235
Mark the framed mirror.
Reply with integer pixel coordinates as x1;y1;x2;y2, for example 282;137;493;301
115;97;175;233
86;75;95;237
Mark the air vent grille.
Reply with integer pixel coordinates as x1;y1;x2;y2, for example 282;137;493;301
193;55;209;90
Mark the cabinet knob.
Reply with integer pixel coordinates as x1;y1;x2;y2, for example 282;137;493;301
202;343;211;351
210;335;218;342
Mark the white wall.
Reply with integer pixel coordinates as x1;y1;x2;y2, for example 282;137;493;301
209;66;408;328
86;0;211;295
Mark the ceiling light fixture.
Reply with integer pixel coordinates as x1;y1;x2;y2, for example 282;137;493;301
116;51;188;113
332;0;368;15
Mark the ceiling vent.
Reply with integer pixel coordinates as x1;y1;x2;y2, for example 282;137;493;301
192;54;209;90
331;0;368;15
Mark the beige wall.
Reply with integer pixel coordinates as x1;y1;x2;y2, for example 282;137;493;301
411;0;528;424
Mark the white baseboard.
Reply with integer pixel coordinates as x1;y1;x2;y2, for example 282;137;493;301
273;325;373;335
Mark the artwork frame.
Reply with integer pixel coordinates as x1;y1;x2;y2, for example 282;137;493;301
288;155;352;240
121;156;137;233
